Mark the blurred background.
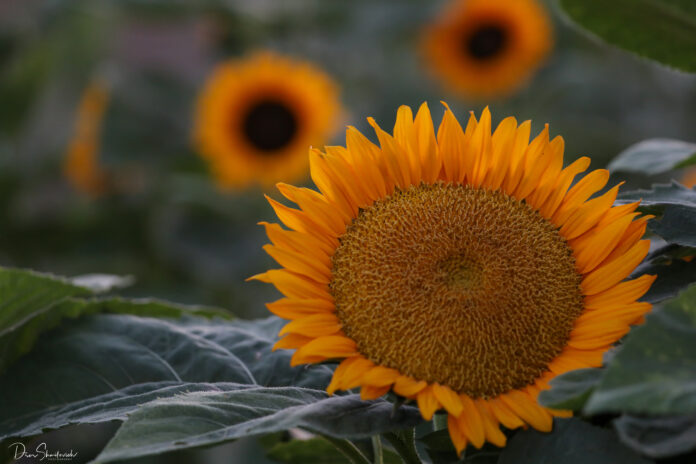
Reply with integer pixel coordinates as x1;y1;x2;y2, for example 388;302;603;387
1;1;695;461
1;0;695;320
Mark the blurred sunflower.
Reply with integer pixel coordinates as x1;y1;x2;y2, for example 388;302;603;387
253;103;655;453
64;79;110;195
422;0;552;98
194;52;342;189
683;167;696;188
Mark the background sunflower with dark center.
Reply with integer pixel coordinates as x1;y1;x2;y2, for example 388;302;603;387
422;0;553;98
194;52;343;190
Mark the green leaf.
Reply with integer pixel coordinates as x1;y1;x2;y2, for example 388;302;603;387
498;418;652;464
265;436;352;464
632;247;696;303
617;182;696;247
584;284;696;415
0;313;422;461
537;368;604;411
557;0;696;72
263;435;402;464
614;414;696;459
419;429;501;463
0;314;334;439
608;139;696;175
93;388;421;463
0;296;230;372
0;267;92;337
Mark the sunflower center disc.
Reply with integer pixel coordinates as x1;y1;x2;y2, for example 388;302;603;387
241;99;298;152
465;24;508;60
330;183;584;398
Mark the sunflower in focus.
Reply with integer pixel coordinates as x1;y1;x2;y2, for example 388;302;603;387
253;102;655;453
422;0;552;98
194;52;342;189
64;79;110;195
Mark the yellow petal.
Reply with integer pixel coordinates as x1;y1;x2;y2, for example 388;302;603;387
273;333;312;351
291;335;358;366
457;396;485;449
361;384;390;400
340;356;376;389
414;102;440;183
474;399;507;447
584;274;656;309
447;414;468;455
266;297;334;320
362;366;401;387
500;390;552;432
417;386;441;420
252;269;328;300
393;375;428;398
263;244;331;284
487;398;524;430
327;356;361;395
432;384;464;416
552;169;609;226
279;313;342;337
571;213;636;274
582;240;651;295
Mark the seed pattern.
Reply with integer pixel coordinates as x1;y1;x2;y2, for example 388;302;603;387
331;183;584;398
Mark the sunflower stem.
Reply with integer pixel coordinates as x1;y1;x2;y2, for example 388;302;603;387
383;429;423;464
323;435;372;464
433;413;448;431
372;435;384;464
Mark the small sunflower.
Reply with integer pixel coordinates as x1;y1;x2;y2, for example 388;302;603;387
253;103;655;453
194;52;342;189
422;0;552;98
64;79;110;195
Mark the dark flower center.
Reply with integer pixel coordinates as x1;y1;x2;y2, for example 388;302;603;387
241;100;298;152
465;24;508;60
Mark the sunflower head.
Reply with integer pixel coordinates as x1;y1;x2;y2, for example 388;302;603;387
194;51;342;190
253;103;654;453
422;0;553;98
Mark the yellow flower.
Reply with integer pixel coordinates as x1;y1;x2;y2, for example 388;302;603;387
64;80;110;195
253;103;654;453
194;51;342;189
422;0;552;98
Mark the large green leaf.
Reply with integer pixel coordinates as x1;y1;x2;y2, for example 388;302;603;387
617;182;696;247
584;284;696;415
0;264;228;373
498;418;652;464
614;414;696;459
0;296;229;373
558;0;696;72
537;368;604;411
0;314;333;439
93;388;421;463
0;313;421;460
608;139;696;175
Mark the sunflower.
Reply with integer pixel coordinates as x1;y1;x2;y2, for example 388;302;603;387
422;0;552;98
252;103;655;453
194;52;342;189
64;79;110;195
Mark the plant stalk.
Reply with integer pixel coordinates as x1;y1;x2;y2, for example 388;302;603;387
383;429;422;464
